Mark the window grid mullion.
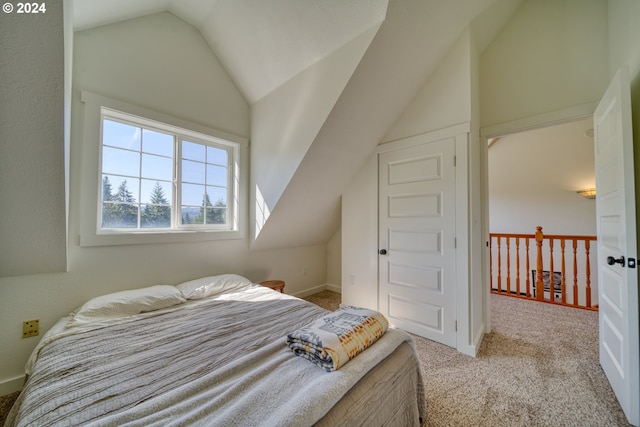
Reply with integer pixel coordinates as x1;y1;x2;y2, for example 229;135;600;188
138;127;143;229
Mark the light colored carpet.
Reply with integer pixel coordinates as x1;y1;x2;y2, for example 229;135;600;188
305;290;630;427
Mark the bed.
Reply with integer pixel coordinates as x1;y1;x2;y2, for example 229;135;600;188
5;274;425;426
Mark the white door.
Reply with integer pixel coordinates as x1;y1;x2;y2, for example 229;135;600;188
378;134;457;347
594;67;639;426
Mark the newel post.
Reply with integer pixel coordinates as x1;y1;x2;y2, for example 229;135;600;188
535;226;544;301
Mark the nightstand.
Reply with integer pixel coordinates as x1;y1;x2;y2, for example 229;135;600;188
260;280;285;293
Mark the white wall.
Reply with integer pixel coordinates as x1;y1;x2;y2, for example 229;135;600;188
0;0;66;277
383;29;472;142
480;0;609;129
608;0;640;243
0;12;328;394
326;228;342;292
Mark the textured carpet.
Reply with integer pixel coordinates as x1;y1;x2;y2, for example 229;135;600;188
302;289;341;311
1;291;630;426
0;391;18;426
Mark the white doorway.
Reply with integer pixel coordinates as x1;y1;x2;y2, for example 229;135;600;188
486;118;599;308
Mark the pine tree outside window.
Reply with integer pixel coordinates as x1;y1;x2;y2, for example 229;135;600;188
99;108;237;233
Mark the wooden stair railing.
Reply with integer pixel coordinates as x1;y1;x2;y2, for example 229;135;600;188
490;226;597;311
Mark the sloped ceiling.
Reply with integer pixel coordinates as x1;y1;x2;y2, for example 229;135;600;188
73;0;388;103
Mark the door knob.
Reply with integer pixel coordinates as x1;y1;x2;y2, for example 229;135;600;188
607;255;625;267
379;249;387;255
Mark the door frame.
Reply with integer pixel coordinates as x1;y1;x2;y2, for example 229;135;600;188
376;122;471;354
479;101;599;334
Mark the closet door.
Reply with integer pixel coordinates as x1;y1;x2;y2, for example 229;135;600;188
378;133;457;348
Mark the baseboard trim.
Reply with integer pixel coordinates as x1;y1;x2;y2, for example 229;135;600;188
325;283;342;294
0;375;24;396
291;283;342;299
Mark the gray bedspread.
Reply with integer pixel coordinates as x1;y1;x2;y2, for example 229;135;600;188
6;284;417;426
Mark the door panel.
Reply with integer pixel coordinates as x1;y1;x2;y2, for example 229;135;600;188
594;67;639;426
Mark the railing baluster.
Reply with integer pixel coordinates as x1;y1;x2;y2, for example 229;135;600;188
535;226;544;301
525;238;531;297
585;240;592;308
497;236;502;293
560;239;567;304
489;236;493;291
516;237;521;296
549;237;554;302
506;238;511;294
573;239;578;306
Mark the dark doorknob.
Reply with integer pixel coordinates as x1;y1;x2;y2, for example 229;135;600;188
607;256;625;267
379;249;387;255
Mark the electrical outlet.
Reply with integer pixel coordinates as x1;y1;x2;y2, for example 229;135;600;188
22;319;39;338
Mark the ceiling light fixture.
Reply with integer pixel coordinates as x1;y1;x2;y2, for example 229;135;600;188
577;188;596;199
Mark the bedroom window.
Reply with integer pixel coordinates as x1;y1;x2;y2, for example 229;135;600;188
99;108;238;233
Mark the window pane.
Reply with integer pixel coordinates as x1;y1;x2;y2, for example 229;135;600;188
182;140;205;162
207;146;227;165
103;146;140;177
141;179;172;205
104;175;139;203
206;186;226;206
101;175;117;203
142;154;172;181
103;120;140;150
206;164;227;187
181;207;201;225
182;183;206;206
143;129;173;156
102;202;139;228
141;204;171;228
206;207;226;225
182;159;205;184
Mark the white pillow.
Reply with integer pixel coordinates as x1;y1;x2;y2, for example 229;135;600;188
177;274;253;300
67;285;186;328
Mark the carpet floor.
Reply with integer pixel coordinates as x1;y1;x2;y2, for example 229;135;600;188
1;291;630;426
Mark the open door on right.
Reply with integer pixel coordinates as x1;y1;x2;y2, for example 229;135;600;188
594;67;639;426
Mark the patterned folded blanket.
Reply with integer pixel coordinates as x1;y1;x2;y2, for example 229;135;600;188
286;305;389;371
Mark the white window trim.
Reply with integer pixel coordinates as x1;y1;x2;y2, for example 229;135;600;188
79;90;248;247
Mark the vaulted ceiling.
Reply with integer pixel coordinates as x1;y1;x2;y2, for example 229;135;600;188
73;0;388;103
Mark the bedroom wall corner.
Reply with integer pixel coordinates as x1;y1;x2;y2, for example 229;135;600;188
341;153;378;311
326;227;342;292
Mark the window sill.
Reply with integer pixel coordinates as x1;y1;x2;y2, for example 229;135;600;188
80;229;244;247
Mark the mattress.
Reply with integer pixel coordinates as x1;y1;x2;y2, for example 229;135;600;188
6;278;425;426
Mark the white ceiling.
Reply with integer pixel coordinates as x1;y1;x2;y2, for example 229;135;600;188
73;0;388;103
